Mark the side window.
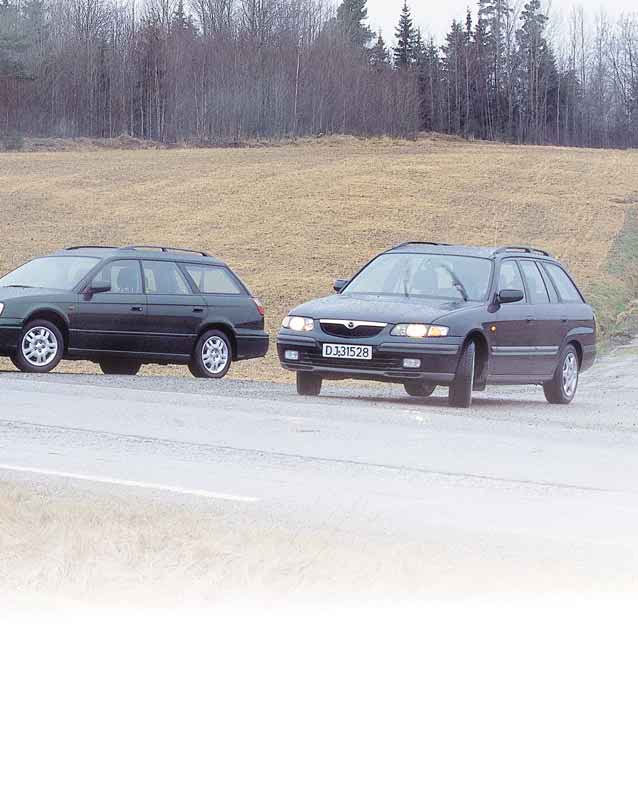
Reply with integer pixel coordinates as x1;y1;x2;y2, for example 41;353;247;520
497;260;526;298
520;260;549;304
542;262;583;303
536;260;559;302
94;260;142;294
183;264;242;295
142;260;191;295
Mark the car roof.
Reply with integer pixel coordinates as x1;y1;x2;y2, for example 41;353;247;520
53;245;226;266
387;242;556;260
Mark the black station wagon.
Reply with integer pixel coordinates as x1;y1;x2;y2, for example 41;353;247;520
277;242;596;407
0;245;268;377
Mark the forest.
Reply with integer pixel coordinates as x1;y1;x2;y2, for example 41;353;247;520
0;0;636;149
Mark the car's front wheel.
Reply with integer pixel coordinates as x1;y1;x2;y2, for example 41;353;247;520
99;359;141;376
296;372;322;396
14;320;64;373
543;344;579;404
189;330;232;379
448;341;475;408
404;381;436;398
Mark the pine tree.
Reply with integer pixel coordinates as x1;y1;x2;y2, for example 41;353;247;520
369;32;390;68
393;1;417;68
336;0;374;49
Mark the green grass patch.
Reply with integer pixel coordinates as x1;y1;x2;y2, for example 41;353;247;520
586;205;638;342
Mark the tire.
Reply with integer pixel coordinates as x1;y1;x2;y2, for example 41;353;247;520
296;372;322;396
99;359;141;376
448;341;475;408
543;344;579;404
404;381;436;398
14;319;64;374
190;330;232;379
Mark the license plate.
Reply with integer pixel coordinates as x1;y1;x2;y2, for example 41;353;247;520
322;344;372;360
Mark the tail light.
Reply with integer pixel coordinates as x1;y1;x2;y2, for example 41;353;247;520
253;298;265;317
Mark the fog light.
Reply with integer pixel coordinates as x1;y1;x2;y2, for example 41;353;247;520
403;358;421;369
285;350;300;361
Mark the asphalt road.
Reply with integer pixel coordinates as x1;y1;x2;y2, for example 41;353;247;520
2;341;638;592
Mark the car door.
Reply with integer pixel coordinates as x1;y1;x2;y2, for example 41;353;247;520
141;259;205;357
490;258;537;378
518;258;557;379
71;259;147;353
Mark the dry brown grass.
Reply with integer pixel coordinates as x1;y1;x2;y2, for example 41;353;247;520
1;134;637;381
3;480;631;604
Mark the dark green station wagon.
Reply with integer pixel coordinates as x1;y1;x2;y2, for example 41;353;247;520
0;245;269;377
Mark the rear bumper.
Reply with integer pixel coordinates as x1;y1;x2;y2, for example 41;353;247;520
276;333;460;384
0;321;21;354
235;332;269;361
582;343;596;372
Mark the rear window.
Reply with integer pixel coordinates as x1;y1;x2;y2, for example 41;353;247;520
542;262;583;303
183;264;242;295
519;261;549;304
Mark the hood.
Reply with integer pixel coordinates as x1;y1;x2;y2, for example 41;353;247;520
290;293;470;324
0;286;71;302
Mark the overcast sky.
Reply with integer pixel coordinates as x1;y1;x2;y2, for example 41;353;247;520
366;0;633;42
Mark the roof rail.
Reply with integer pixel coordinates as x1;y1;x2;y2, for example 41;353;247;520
65;245;118;251
391;241;452;249
121;245;210;257
494;245;551;257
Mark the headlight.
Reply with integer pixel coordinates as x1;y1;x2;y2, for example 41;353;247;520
282;315;314;332
0;303;4;316
391;324;449;338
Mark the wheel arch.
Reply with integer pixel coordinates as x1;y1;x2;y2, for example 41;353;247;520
23;309;69;353
464;329;489;387
195;322;237;359
566;338;583;367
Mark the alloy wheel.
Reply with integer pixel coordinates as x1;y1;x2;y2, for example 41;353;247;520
21;326;59;367
201;335;229;375
562;351;578;397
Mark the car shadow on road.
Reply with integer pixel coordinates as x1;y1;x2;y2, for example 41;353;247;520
319;391;545;409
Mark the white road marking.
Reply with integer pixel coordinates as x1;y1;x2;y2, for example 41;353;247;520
0;463;258;503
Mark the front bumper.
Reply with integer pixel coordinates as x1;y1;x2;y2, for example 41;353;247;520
0;319;21;354
276;332;461;384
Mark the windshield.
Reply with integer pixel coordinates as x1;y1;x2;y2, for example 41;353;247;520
344;253;493;301
0;256;99;291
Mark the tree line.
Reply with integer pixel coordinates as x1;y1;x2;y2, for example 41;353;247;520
0;0;636;148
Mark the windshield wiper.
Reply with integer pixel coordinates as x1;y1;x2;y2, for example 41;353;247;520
3;284;34;288
452;281;469;301
438;263;469;301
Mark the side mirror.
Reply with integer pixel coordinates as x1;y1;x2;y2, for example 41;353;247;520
333;278;348;293
497;289;524;304
86;280;111;297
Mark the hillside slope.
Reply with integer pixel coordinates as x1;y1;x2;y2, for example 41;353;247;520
1;135;637;380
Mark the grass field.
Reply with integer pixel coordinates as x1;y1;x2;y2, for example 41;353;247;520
1;134;637;381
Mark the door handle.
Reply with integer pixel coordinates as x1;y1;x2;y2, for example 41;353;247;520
130;306;144;312
193;308;204;313
561;318;568;323
525;316;535;322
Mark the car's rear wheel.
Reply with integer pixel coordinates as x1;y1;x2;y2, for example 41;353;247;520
296;372;322;396
404;381;436;398
543;344;579;404
14;320;64;373
190;330;232;379
448;341;475;408
99;359;141;376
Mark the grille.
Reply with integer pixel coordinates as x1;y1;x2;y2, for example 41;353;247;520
319;322;385;339
299;350;410;374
